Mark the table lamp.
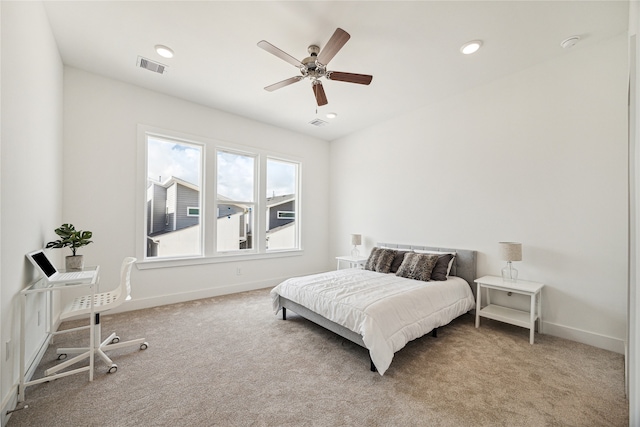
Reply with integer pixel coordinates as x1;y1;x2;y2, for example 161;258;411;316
351;234;362;258
499;242;522;282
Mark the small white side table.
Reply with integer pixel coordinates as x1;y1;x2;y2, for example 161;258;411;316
474;275;544;344
335;255;368;270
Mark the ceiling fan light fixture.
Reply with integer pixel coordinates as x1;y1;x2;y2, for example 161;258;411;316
460;40;482;55
155;45;174;58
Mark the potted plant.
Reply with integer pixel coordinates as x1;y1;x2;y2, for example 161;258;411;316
46;223;93;271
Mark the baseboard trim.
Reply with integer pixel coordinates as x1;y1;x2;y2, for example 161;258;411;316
1;385;18;427
542;320;625;354
24;332;53;384
103;274;310;315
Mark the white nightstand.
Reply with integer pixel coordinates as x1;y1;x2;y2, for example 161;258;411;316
474;275;544;344
335;255;368;270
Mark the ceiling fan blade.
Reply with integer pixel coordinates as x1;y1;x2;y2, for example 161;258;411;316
312;82;328;106
257;40;303;68
316;28;350;66
264;76;303;92
327;71;373;85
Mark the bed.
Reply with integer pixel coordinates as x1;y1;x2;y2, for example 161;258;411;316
271;243;477;375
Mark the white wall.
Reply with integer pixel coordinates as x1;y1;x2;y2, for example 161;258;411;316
329;34;628;353
62;67;330;310
1;1;63;422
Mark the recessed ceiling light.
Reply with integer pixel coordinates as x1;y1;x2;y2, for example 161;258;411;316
560;36;581;49
326;112;338;119
460;40;483;55
155;45;174;59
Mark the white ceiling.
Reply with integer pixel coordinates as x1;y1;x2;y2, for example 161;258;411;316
42;1;629;141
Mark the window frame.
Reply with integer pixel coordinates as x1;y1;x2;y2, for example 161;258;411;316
136;125;302;269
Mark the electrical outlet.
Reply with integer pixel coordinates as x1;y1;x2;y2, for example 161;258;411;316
5;340;11;361
236;267;242;275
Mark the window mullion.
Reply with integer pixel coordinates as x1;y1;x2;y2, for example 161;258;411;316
257;155;267;253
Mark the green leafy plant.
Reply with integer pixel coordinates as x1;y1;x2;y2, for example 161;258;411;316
45;223;93;256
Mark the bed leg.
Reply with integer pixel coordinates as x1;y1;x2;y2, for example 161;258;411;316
432;328;438;338
370;356;377;373
282;307;287;320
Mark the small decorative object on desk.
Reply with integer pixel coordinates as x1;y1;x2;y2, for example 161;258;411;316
46;223;93;271
499;241;521;282
351;234;362;257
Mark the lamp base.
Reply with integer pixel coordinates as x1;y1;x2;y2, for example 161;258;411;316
351;246;360;258
501;262;518;282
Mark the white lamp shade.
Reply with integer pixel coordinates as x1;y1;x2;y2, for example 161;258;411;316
499;242;522;261
351;234;362;246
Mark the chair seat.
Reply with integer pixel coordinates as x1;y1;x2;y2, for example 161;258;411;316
61;291;120;319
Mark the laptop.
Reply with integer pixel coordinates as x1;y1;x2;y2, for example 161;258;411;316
26;249;96;283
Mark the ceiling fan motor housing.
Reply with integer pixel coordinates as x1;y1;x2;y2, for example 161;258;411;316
302;45;322;76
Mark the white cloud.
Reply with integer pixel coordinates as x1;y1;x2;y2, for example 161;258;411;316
217;151;254;201
148;139;297;200
267;159;296;197
148;137;201;186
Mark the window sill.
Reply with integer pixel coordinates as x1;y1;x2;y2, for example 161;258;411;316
135;249;303;270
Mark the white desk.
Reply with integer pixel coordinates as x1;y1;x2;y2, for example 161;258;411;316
19;266;100;402
474;275;544;344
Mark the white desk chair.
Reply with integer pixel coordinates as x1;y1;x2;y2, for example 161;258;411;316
45;257;148;376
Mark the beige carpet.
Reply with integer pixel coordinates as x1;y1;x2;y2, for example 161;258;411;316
8;288;628;426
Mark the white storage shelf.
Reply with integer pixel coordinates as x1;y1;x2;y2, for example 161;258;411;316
478;304;532;329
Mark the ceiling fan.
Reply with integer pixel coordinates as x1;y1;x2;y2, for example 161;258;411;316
258;28;373;107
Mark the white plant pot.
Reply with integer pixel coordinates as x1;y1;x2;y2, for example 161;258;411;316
65;255;84;271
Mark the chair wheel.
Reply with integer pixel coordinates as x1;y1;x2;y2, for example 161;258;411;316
140;342;148;350
108;364;118;374
111;336;120;344
57;354;67;360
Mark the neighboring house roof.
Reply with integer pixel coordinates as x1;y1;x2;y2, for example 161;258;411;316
266;221;294;235
148;223;199;238
266;194;295;208
147;176;199;192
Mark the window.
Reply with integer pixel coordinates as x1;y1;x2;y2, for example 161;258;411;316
266;158;298;251
277;211;295;219
216;150;255;252
139;126;301;264
145;136;202;258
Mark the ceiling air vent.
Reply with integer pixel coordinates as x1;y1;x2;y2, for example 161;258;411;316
309;118;328;127
136;56;168;74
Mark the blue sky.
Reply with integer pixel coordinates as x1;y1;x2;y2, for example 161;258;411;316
148;137;296;200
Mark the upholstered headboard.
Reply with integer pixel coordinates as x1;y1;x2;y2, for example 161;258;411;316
376;243;477;287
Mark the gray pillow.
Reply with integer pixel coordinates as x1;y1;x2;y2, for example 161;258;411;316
395;252;440;282
430;253;455;281
390;250;411;273
364;247;396;273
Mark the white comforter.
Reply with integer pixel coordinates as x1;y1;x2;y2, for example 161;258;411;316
271;268;475;375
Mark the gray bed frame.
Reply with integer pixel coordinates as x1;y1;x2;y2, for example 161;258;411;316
277;243;477;372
